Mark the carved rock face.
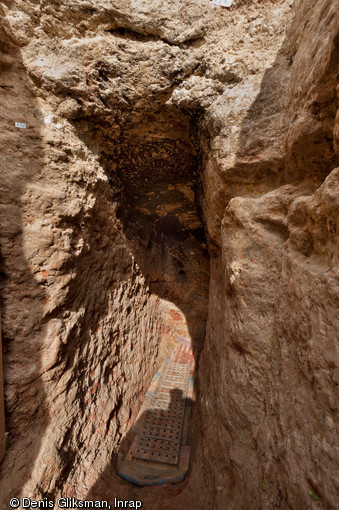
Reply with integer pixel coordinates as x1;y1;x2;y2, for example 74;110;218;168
0;0;338;508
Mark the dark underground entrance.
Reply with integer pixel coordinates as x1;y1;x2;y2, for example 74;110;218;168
85;99;211;358
78;100;211;501
111;118;209;350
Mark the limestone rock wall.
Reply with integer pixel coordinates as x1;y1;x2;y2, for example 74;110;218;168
0;8;167;502
199;0;339;508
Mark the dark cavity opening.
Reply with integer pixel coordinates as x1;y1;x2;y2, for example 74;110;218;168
73;101;210;493
94;105;210;349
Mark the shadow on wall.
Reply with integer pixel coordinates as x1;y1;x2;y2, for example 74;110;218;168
0;8;48;507
63;104;210;502
0;13;210;508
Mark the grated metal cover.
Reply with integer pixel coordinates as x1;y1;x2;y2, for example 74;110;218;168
132;361;191;465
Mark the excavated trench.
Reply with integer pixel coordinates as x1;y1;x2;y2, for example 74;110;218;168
0;14;214;505
1;1;338;508
71;103;211;500
80;98;211;352
107;115;210;349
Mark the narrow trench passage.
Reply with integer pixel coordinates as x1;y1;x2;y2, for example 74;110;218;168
111;114;210;355
1;2;338;508
81;105;210;498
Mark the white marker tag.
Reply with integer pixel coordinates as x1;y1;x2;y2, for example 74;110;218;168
15;122;26;129
211;0;233;6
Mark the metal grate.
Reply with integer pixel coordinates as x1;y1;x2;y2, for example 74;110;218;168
132;361;191;466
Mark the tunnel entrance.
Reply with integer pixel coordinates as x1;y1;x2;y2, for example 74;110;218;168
77;99;210;493
94;104;210;359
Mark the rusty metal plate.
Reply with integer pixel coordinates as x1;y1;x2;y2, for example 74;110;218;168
143;424;181;441
151;389;183;402
133;445;179;465
136;437;179;454
149;400;184;411
134;429;180;465
143;415;182;431
143;408;183;420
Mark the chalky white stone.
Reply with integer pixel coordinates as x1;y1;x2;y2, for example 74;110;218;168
211;0;233;7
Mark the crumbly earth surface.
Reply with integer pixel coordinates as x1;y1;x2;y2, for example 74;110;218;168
0;0;338;509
